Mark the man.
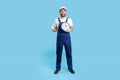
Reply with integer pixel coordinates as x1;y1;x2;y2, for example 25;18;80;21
51;7;75;74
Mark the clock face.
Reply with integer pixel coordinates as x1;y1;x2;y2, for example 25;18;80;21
61;22;70;32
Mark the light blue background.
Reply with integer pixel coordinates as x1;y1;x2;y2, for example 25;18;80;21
0;0;120;80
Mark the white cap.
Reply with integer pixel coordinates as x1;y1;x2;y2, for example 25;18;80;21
59;7;67;11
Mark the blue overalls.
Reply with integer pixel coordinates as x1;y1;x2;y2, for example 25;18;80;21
56;18;73;70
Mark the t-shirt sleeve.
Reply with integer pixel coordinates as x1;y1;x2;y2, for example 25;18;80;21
68;18;73;26
52;19;58;27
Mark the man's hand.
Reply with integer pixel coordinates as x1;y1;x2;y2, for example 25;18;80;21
70;26;74;31
52;26;58;32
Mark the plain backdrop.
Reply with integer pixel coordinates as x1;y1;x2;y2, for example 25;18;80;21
0;0;120;80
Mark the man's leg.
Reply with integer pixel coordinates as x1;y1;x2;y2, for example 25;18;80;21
54;40;63;74
56;40;63;70
64;38;73;69
64;39;75;74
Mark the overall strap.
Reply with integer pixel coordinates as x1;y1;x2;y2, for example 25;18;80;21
58;18;61;23
65;18;68;22
58;18;68;23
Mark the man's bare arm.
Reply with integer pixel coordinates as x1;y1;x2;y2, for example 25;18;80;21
52;26;58;32
70;26;74;31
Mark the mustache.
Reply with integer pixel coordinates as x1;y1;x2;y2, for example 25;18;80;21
60;14;66;17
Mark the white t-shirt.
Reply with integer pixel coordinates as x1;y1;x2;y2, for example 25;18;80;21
52;17;73;28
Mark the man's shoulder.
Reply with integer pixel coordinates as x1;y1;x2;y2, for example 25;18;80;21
68;18;72;20
54;18;59;22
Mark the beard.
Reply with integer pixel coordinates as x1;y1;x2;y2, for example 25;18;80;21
60;14;66;17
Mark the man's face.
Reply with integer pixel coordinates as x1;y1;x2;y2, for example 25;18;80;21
59;9;67;17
